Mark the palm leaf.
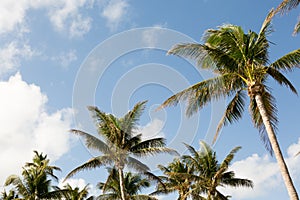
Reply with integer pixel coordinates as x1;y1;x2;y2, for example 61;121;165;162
65;156;112;180
126;156;150;172
159;74;238;116
294;18;300;35
275;0;300;14
70;129;111;154
221;172;253;188
219;146;241;170
266;67;298;94
214;90;246;143
121;101;147;135
270;48;300;72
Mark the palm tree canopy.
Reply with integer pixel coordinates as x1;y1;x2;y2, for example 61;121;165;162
4;151;63;200
161;11;300;153
66;101;177;180
182;141;253;199
97;168;157;200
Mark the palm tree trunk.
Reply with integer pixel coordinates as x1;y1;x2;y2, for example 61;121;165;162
118;168;127;200
255;94;299;200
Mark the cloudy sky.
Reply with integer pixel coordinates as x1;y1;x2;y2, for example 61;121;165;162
0;1;300;199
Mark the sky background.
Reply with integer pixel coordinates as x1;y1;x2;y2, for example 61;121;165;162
0;0;300;199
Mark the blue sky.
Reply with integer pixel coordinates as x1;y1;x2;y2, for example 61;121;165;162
0;0;299;199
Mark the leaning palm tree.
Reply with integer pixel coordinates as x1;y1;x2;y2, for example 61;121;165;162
153;158;196;200
160;10;300;199
97;168;157;200
275;0;300;35
4;151;63;200
65;101;177;200
182;142;253;200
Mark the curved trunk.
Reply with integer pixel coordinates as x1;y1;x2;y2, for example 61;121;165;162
118;167;127;200
255;94;299;200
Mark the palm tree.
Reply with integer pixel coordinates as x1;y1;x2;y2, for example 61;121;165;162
65;101;177;200
153;142;252;200
153;158;196;200
275;0;300;35
160;11;300;199
59;183;94;200
182;142;253;200
97;168;157;200
4;151;63;200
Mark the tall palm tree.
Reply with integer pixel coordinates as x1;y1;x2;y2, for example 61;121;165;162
275;0;300;35
4;151;63;200
182;142;253;200
65;101;177;200
160;11;300;199
97;168;157;200
153;158;196;200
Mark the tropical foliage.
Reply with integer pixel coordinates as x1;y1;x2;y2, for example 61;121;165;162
97;167;157;200
4;151;63;200
65;101;177;200
275;0;300;35
154;142;253;200
160;9;300;200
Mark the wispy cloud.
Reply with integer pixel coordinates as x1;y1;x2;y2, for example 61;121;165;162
220;140;300;199
142;24;167;47
52;49;78;69
0;73;73;184
70;15;92;38
0;0;93;37
0;41;35;76
101;0;129;31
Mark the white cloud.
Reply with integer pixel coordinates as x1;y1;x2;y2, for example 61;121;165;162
138;118;165;140
70;15;92;38
220;140;300;199
0;73;73;184
0;1;29;34
142;24;167;47
101;0;129;31
0;41;35;76
47;0;93;37
52;49;78;69
0;0;93;37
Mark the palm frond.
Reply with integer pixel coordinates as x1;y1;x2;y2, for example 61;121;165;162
221;172;253;188
259;9;275;37
159;74;239;116
65;156;112;180
130;138;178;156
214;90;246;143
88;106;122;144
270;48;300;72
219;146;241;170
167;43;212;67
266;67;298;94
293;18;300;35
70;129;111;153
126;156;150;172
121;101;147;135
275;0;300;14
